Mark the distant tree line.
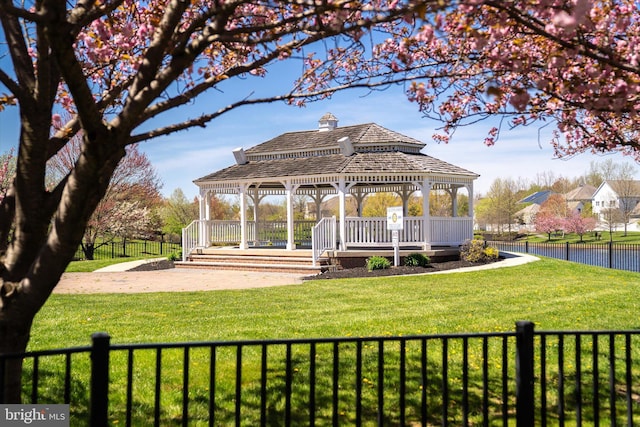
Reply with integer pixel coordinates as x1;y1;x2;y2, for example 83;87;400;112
476;159;638;239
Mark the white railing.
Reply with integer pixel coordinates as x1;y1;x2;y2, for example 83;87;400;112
430;217;474;246
181;220;201;261
343;217;425;247
312;216;337;266
210;220;242;244
182;217;473;258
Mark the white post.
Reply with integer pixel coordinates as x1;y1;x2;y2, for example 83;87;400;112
252;187;260;246
285;181;300;250
338;179;347;251
422;180;432;250
197;190;210;247
239;184;248;250
332;179;355;251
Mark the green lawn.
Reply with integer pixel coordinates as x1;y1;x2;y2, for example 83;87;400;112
35;257;640;347
65;256;158;272
28;258;640;425
520;230;640;244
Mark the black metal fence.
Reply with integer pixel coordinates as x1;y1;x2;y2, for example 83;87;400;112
72;239;182;261
488;240;640;273
1;322;639;425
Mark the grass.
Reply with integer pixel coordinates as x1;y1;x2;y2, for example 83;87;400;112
28;258;640;425
521;230;640;244
40;257;640;349
65;256;159;272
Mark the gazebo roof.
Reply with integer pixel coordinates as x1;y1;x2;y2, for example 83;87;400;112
194;114;479;190
196;151;477;183
245;122;425;158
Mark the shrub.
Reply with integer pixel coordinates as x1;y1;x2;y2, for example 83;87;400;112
404;253;430;267
460;239;499;263
366;256;391;271
168;251;182;261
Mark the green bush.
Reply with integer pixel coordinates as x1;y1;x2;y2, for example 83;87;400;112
168;251;182;261
404;253;430;267
366;256;391;271
460;239;499;263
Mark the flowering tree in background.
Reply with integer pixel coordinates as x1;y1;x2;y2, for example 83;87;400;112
0;150;15;205
314;0;640;157
534;212;565;241
563;211;597;242
1;0;640;401
48;141;162;259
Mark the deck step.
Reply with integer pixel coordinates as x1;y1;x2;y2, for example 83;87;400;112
177;250;332;274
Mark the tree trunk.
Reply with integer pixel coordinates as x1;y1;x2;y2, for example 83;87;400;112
0;302;35;403
82;242;95;260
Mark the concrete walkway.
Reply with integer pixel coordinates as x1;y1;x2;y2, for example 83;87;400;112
54;252;539;294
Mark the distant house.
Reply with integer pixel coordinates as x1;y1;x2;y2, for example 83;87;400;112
519;190;554;205
515;185;597;231
564;184;596;214
592;180;640;222
515;190;555;231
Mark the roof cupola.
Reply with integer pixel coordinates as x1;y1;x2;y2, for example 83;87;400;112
318;112;338;132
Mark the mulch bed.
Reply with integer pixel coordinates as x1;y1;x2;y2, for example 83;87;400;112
303;259;498;280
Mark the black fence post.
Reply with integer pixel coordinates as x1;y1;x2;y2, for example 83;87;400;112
565;242;570;261
91;332;111;427
516;321;535;427
608;241;613;269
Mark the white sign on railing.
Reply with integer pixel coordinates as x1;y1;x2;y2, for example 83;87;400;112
386;206;404;230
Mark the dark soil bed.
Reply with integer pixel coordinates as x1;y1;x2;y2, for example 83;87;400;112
303;258;500;281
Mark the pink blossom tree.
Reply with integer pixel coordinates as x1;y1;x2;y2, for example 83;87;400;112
534;212;564;241
48;140;162;259
300;1;640;157
0;150;15;205
563;211;597;242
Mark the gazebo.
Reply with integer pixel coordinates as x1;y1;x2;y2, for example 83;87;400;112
182;114;479;266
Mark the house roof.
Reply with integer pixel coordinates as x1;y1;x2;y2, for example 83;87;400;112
606;180;640;196
565;185;596;201
519;190;554;205
515;203;540;217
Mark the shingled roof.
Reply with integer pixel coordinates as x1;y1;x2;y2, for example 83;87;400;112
195;151;476;183
194;114;478;187
245;122;425;159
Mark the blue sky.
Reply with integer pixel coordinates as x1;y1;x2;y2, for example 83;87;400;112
0;77;636;200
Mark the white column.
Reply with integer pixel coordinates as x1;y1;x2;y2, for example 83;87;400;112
421;180;432;250
239;184;249;250
467;183;475;237
197;190;210;247
285;181;300;250
338;179;347;251
252;187;260;246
